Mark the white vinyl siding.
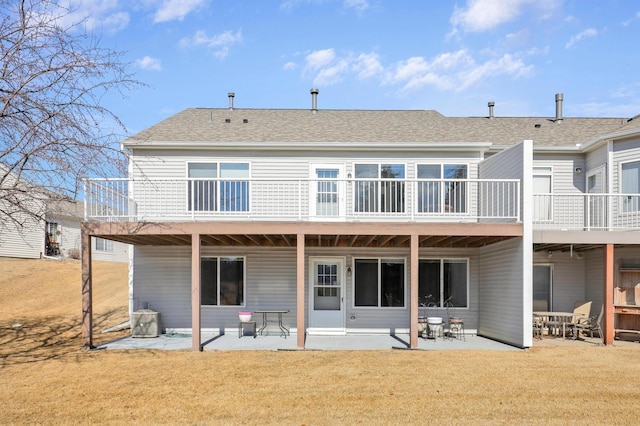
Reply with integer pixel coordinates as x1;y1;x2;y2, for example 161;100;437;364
478;238;527;347
127;149;483;220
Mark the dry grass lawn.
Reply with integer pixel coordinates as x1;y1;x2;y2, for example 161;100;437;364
1;258;640;425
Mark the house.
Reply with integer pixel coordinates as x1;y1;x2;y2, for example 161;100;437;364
0;164;130;261
80;90;640;351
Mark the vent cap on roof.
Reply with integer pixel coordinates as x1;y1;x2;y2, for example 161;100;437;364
228;92;235;110
310;88;319;112
555;93;563;123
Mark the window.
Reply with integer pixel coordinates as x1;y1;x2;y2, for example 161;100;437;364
95;237;114;253
201;257;245;306
417;164;467;213
354;258;405;307
621;161;640;212
354;164;405;213
418;259;468;308
187;162;249;212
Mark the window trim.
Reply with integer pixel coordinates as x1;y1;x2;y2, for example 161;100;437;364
418;257;469;309
200;256;246;307
619;160;640;213
415;163;470;214
352;257;406;309
94;237;114;253
186;161;251;213
352;162;407;214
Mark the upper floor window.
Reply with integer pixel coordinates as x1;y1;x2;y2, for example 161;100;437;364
621;161;640;212
187;163;249;212
417;164;467;213
354;164;405;213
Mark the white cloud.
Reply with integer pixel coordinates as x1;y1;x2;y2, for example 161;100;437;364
343;0;369;13
305;49;336;70
180;30;243;59
154;0;205;23
136;56;163;71
565;28;597;48
451;0;560;33
48;0;129;33
283;61;297;71
386;50;533;92
302;49;383;86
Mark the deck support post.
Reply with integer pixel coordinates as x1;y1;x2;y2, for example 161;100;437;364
604;243;614;345
410;234;419;349
297;233;305;349
81;228;93;349
192;233;202;351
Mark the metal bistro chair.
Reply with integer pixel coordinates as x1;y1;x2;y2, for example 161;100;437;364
445;301;465;341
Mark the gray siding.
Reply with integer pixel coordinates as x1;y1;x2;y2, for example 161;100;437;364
478;238;526;346
533;153;585;193
585;145;608;178
0;208;44;259
132;245;483;334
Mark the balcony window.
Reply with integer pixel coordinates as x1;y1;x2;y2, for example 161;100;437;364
201;257;245;306
354;164;405;213
417;164;467;213
187;162;249;212
354;258;405;307
622;161;640;212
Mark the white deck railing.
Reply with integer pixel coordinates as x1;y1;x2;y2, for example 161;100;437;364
533;193;640;230
83;178;520;223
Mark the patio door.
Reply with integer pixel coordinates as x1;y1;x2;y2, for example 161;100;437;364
533;264;553;311
310;164;345;219
587;168;606;229
308;257;346;334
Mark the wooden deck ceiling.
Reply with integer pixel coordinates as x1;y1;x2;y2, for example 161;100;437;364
83;221;522;249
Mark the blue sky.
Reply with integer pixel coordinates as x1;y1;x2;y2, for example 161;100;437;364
60;0;640;135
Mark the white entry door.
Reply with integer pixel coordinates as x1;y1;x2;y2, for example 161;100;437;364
310;164;345;219
587;167;606;229
309;257;345;334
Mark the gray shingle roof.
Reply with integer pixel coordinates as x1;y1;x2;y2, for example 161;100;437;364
124;108;638;148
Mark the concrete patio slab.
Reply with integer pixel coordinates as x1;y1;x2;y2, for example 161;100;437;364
96;332;521;351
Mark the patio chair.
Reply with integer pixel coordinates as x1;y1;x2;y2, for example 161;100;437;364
565;301;592;338
570;304;604;344
445;301;465;341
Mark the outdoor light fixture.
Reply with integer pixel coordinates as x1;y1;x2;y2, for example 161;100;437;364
547;251;553;259
575;167;583;174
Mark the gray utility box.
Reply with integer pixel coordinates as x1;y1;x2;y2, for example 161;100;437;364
131;309;161;338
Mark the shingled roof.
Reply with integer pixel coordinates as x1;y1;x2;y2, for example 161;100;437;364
124;108;639;149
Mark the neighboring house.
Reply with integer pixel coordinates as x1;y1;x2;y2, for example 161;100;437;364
0;172;130;261
80;90;640;351
46;199;130;262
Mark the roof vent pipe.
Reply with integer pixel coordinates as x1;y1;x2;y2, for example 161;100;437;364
228;92;235;110
310;88;319;112
555;93;563;122
488;101;495;119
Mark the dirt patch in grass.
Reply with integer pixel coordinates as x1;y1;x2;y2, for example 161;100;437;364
1;259;640;425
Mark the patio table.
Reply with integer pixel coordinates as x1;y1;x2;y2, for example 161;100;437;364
533;311;585;339
254;309;290;338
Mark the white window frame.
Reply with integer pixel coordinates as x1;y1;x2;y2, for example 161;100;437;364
619;160;640;213
186;162;251;213
200;256;246;307
352;257;406;309
415;163;469;214
353;162;407;214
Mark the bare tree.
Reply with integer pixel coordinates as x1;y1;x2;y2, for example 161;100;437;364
0;0;140;228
